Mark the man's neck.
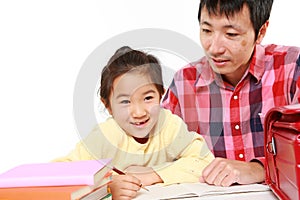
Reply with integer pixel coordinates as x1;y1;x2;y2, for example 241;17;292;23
222;64;250;87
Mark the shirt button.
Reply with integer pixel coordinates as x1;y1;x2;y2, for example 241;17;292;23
239;154;244;159
235;125;240;130
233;95;238;100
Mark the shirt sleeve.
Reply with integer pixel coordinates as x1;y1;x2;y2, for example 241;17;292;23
292;54;300;104
152;111;215;185
51;125;107;162
161;78;182;118
154;136;214;185
250;157;265;168
51;141;94;162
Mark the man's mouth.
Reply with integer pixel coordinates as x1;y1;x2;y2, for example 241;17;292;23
211;57;230;67
212;57;229;62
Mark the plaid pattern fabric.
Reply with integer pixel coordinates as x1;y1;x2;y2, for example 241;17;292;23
162;44;300;162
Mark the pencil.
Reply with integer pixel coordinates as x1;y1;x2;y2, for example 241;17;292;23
112;167;125;175
112;166;149;191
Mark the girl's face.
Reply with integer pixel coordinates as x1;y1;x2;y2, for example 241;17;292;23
107;71;161;139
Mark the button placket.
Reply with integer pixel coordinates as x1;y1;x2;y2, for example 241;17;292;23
234;124;240;130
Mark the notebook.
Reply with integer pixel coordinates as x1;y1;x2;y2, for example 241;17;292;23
0;159;112;188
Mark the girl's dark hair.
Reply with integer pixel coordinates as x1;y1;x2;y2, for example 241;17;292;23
198;0;274;40
100;46;164;108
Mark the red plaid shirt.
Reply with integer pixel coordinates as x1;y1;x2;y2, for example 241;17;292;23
162;44;300;163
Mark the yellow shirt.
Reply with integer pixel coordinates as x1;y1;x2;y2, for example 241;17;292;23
54;109;214;185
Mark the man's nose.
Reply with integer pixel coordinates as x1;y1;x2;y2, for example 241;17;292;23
208;34;226;56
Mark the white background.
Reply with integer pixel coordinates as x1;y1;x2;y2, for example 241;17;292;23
0;0;299;174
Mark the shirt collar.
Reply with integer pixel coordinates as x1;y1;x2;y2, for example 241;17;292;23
248;44;266;83
195;44;266;87
194;57;216;87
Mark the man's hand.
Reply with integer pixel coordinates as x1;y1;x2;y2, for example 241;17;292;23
199;157;265;187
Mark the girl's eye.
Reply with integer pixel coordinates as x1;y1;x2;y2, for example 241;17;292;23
145;96;154;101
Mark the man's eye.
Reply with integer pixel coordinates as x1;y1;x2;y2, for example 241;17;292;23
227;33;238;37
201;28;211;33
120;100;130;104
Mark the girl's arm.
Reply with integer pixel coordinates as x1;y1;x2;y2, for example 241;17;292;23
148;110;215;185
154;135;215;185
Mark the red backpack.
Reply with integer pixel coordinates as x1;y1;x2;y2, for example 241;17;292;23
265;104;300;200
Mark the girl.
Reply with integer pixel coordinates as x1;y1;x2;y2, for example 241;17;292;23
55;46;214;199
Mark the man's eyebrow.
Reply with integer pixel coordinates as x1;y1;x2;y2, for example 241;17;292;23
200;21;212;26
201;21;242;31
224;24;242;30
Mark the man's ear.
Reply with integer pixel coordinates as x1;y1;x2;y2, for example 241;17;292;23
256;21;269;44
101;98;112;115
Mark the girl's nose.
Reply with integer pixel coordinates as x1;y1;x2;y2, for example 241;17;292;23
130;104;146;118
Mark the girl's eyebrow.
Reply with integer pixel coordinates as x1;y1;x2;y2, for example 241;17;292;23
142;89;156;95
116;89;156;99
115;93;130;99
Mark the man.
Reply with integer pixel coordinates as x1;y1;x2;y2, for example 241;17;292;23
162;0;300;186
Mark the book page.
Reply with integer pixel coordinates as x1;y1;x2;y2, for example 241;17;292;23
134;183;272;200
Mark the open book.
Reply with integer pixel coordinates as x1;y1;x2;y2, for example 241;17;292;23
134;182;272;200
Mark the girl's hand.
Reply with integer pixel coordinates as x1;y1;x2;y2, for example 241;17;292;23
125;165;163;186
109;174;141;200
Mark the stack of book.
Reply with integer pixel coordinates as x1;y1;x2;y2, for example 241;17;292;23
0;159;113;200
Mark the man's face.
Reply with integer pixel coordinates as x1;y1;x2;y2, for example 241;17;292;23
199;4;258;85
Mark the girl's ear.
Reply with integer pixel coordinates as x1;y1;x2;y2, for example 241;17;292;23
256;21;269;44
101;98;112;115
